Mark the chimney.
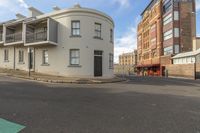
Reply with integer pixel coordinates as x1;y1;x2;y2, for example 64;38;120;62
16;13;26;19
28;7;43;17
53;6;61;11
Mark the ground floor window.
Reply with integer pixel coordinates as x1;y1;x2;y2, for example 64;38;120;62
42;50;48;64
4;49;9;62
70;49;80;65
109;53;113;69
19;50;24;63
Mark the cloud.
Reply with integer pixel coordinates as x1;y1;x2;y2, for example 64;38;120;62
114;16;140;63
18;0;28;8
113;0;130;7
0;0;28;21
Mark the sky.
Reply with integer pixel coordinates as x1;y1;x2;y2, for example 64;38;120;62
0;0;200;63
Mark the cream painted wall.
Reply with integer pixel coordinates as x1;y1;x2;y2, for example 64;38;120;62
0;7;114;78
33;12;114;78
0;46;14;69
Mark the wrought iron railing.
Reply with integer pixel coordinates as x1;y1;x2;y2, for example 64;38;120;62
26;31;47;43
6;32;22;43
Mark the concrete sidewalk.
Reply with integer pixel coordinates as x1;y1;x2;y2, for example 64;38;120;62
0;69;124;84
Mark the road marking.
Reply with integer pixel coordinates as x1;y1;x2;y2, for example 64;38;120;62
0;118;25;133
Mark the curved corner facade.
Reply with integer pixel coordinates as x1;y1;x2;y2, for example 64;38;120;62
0;6;115;78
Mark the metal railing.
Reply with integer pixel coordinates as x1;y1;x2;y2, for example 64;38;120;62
6;32;22;43
0;34;2;41
26;31;47;43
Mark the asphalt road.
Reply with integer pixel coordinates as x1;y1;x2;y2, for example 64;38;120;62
0;76;200;133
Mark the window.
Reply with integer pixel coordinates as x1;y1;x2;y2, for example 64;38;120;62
94;23;101;38
163;13;172;25
71;21;80;36
110;29;113;43
19;50;24;63
164;46;173;55
174;11;179;21
163;29;173;41
109;53;113;69
70;49;80;65
174;44;180;54
43;50;48;64
4;49;9;61
163;0;172;14
174;28;179;37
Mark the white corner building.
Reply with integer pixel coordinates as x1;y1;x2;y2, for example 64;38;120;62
0;4;115;78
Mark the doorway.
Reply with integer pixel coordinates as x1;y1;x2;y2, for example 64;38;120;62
94;51;103;77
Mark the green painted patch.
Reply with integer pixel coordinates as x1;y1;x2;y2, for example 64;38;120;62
0;118;25;133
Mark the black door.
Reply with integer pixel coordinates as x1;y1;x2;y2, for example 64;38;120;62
94;51;103;77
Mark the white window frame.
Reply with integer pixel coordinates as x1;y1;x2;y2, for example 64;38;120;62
4;49;9;62
71;20;80;36
19;50;24;63
94;23;102;38
42;50;49;64
70;49;80;66
109;53;114;69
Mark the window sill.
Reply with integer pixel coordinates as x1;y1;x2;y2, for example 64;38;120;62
70;35;82;38
4;60;9;63
41;63;50;66
68;65;82;68
93;36;103;40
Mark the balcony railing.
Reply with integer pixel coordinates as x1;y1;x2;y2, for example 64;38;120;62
0;34;2;42
6;32;22;43
26;31;47;43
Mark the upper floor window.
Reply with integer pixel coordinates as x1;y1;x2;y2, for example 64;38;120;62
110;29;113;43
94;23;101;39
163;13;172;25
42;50;49;64
19;50;24;63
70;49;80;66
164;46;173;55
71;21;80;36
163;29;173;41
174;11;179;21
163;0;172;14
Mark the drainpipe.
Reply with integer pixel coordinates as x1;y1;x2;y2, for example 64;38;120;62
34;47;36;72
194;55;197;80
13;46;16;70
28;47;30;77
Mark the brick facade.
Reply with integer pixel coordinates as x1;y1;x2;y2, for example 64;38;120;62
165;63;200;79
136;0;196;76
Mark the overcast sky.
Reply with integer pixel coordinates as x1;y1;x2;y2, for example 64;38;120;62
0;0;200;63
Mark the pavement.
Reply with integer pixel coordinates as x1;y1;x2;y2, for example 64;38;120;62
0;76;200;133
0;68;124;84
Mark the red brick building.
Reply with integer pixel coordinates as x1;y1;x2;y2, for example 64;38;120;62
137;0;196;76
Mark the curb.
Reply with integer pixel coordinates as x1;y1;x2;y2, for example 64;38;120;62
0;73;125;84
